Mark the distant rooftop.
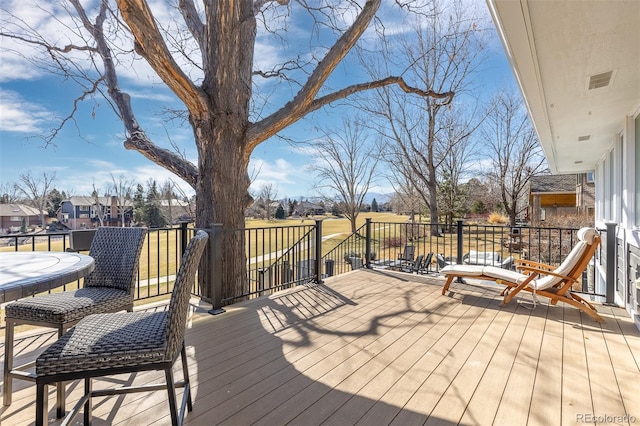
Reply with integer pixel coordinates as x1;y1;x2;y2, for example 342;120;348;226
530;174;577;193
0;203;44;217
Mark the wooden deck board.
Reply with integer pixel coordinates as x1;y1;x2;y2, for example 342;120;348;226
492;299;549;426
582;319;629;420
1;269;639;426
560;306;595;425
458;298;531;425
356;285;495;425
389;292;504;425
527;303;564;425
426;295;520;424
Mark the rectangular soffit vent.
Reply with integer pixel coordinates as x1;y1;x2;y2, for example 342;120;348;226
588;71;613;90
578;135;591;141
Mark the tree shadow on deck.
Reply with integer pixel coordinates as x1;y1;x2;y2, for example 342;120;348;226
181;272;478;425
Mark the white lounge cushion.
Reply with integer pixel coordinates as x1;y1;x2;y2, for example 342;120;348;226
442;228;599;291
465;250;501;265
441;264;529;284
441;264;484;276
577;227;598;245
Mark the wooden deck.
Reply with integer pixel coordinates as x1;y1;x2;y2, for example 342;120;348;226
1;269;639;425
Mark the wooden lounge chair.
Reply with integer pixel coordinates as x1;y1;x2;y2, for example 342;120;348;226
440;228;603;322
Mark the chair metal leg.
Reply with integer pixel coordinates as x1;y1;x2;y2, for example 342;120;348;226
3;319;14;406
36;383;48;426
180;345;193;412
84;378;92;425
56;325;66;418
165;368;179;425
3;319;67;416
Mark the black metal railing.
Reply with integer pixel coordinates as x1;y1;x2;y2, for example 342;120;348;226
0;225;190;299
0;219;610;308
217;222;317;305
321;222;368;277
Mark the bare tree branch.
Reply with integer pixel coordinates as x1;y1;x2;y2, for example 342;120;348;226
178;0;205;49
115;0;208;114
251;77;452;150
14;171;56;228
247;0;382;149
66;0;199;187
253;0;290;15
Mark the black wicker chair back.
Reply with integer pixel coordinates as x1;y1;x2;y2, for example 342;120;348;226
85;226;146;293
165;230;208;360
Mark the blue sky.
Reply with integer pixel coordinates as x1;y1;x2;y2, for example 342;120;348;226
0;0;515;200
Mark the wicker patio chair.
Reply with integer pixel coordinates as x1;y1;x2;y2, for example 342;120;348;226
3;227;146;417
34;230;209;426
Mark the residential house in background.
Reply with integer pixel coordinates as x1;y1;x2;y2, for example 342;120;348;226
294;201;325;217
576;172;596;216
488;0;639;326
160;199;193;224
0;204;45;233
528;173;595;225
58;196;133;229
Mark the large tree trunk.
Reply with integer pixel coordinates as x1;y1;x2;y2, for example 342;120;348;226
108;0;441;301
195;120;251;301
350;216;357;234
427;116;440;236
192;1;255;302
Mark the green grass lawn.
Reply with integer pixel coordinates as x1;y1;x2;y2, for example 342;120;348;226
0;212;410;278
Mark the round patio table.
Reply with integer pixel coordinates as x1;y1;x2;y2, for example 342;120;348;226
0;252;95;304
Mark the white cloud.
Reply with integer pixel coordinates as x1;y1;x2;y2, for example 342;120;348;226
0;57;45;83
248;157;315;197
0;89;53;132
250;158;294;184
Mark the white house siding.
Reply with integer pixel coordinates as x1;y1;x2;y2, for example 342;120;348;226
594;110;640;327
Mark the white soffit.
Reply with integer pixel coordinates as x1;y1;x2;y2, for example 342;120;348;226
487;0;640;174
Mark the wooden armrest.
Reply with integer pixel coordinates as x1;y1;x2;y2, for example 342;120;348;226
517;265;575;282
515;259;554;272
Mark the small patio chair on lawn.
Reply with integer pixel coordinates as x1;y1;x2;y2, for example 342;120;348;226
400;254;424;273
349;257;364;270
34;230;209;426
65;229;97;252
418;252;435;275
440;228;602;322
398;245;415;263
3;227;146;417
